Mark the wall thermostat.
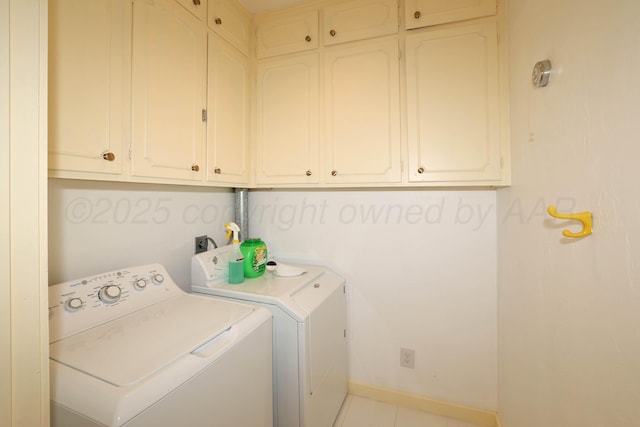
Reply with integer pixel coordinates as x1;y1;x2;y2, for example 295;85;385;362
532;60;552;87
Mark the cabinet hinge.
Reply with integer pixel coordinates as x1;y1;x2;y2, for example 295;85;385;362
201;109;207;122
344;329;347;338
128;146;133;159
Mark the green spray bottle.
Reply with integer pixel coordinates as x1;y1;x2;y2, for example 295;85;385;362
225;222;244;284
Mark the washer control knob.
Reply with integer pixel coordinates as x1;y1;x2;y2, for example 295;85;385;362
134;278;147;290
99;285;122;304
64;297;83;312
152;274;165;285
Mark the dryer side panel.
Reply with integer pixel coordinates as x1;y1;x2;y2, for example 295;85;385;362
295;274;348;427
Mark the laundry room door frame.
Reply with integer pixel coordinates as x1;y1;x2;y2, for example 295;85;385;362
0;0;49;425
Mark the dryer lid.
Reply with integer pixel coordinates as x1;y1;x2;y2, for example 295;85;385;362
50;294;254;387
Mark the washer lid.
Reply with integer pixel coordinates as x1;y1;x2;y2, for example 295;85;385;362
49;294;254;387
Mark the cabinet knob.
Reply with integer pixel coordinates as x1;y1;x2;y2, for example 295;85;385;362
414;11;421;19
191;164;200;172
305;170;312;176
214;17;222;25
417;167;425;174
331;170;338;176
214;167;222;174
192;0;201;5
102;151;115;162
305;35;312;42
329;29;336;37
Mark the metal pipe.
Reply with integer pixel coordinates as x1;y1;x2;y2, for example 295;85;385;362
234;188;249;241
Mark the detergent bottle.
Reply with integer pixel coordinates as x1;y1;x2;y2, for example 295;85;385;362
225;222;244;284
240;238;268;278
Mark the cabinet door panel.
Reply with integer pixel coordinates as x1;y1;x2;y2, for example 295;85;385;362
406;21;501;182
131;0;206;181
176;0;207;21
256;10;319;59
207;33;249;185
209;0;251;56
323;0;398;46
256;54;320;184
406;0;496;29
48;0;129;175
324;38;401;183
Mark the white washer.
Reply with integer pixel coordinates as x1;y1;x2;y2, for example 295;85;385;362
192;248;348;427
49;263;273;427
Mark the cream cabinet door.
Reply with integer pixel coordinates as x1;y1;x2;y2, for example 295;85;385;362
256;53;320;184
131;0;207;182
207;32;250;185
405;0;495;29
209;0;251;56
405;21;501;182
324;37;401;184
48;0;130;175
323;0;398;46
176;0;207;21
256;10;319;59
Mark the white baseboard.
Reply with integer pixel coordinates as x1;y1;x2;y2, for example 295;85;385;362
348;380;500;427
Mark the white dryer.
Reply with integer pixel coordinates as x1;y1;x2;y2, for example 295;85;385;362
192;248;348;427
49;263;273;427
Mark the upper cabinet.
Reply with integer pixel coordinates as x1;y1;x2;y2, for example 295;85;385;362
324;38;401;184
49;0;509;189
254;0;508;187
256;10;319;59
254;2;401;187
405;21;502;183
256;53;320;184
209;0;251;55
255;0;399;58
49;0;250;187
48;0;130;176
131;0;207;182
207;32;250;185
323;0;398;46
405;0;496;29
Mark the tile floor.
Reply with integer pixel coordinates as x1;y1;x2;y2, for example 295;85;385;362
333;395;481;427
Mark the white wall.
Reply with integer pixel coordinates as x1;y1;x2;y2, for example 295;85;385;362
250;189;497;410
498;0;640;425
48;179;235;289
48;182;499;410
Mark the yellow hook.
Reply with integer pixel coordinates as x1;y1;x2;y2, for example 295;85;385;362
547;205;593;238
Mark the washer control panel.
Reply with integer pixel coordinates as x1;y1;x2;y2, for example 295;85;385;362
48;264;181;342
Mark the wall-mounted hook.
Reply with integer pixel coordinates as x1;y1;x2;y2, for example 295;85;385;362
547;205;593;238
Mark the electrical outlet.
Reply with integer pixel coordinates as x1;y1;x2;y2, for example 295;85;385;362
195;235;208;254
400;348;415;369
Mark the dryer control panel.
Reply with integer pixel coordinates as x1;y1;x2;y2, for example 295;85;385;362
191;245;235;287
48;263;182;342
